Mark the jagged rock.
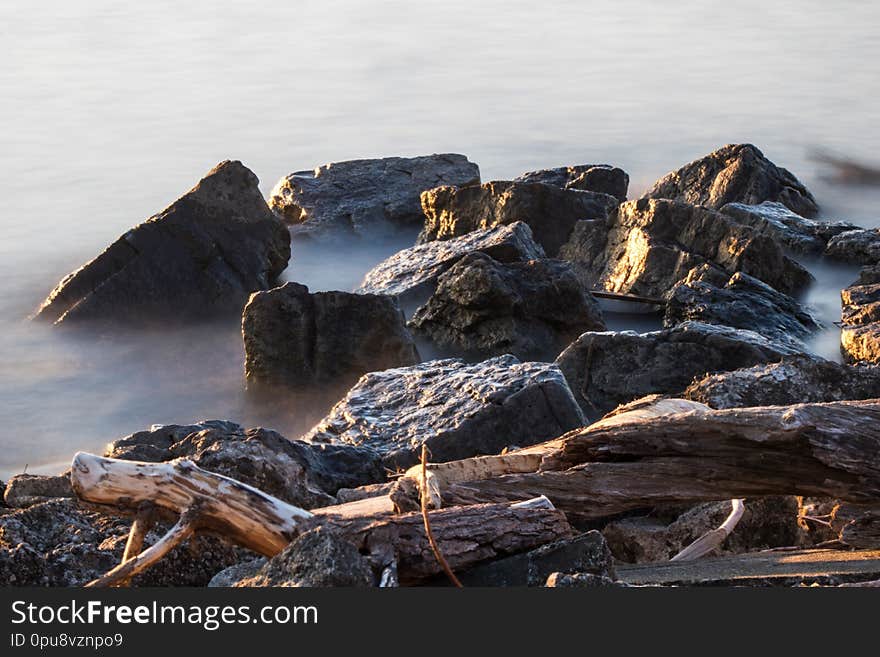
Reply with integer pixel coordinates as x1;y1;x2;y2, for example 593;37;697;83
665;266;821;351
841;280;880;364
684;355;880;409
34;161;290;325
642;143;819;216
408;253;605;360
720;201;857;254
515;164;629;201
234;526;374;587
3;473;73;508
242;283;419;390
105;420;385;503
826;228;880;265
208;558;267;587
856;265;880;286
268;154;479;239
302;355;586;470
555;321;799;417
545;572;625;587
562;198;812;297
356;222;545;304
419;180;619;256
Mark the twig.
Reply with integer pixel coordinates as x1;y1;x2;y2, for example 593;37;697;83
670;499;745;562
420;446;463;588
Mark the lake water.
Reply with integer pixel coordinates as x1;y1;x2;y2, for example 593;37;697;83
2;0;879;478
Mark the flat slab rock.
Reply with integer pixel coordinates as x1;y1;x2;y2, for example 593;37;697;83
515;164;629;201
301;355;586;471
841;280;880;364
642;143;819;217
555;321;800;417
3;474;73;508
419;180;619;256
356;221;545;304
34;161;290;325
826;228;880;266
242;282;419;390
409;253;605;361
268;154;480;239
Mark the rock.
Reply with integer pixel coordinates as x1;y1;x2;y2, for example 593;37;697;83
515;164;629;201
684;355;880;409
3;473;73;508
302;355;586;471
459;531;615;586
356;222;545;305
35;161;290;325
419;180;619;256
555;321;799;417
563;198;813;297
841;280;880;363
545;572;625;587
334;482;396;504
242;283;419;390
665;266;821;351
234;526;374;587
408;253;605;360
106;420;385;503
269;154;480;239
856;265;880;286
720;201;857;254
208;558;267;587
642;143;819;216
826;228;880;265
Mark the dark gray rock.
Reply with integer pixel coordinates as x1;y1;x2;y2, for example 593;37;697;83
856;264;880;286
642;143;819;216
555;321;799;417
545;572;625;587
516;164;629;201
208;558;267;587
302;355;586;471
684;355;880;409
242;283;419;390
3;473;73;508
826;228;880;265
356;222;545;304
841;280;880;364
34;161;290;325
269;154;479;239
419;180;619;256
409;253;605;360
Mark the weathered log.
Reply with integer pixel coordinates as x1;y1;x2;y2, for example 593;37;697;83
835;504;880;549
670;499;745;562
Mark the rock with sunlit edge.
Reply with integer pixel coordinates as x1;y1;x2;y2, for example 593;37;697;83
515;163;629;201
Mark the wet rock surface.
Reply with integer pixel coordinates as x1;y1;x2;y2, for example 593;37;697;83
269;154;480;239
826;228;880;265
34;161;290;325
419;180;619;256
242;282;419;390
3;473;73;508
841;279;880;364
515;164;629;201
555;321;799;417
302;355;586;470
408;253;605;360
641;143;819;216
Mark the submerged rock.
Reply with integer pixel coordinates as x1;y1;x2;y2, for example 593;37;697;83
3;474;73;508
642;143;819;216
35;161;290;325
269;154;479;239
242;283;419;390
515;164;629;201
825;228;880;265
419;180;619;256
408;253;605;360
841;280;880;364
302;355;586;470
555;321;798;417
356;222;545;304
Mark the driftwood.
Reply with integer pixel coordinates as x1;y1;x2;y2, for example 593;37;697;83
670;499;745;562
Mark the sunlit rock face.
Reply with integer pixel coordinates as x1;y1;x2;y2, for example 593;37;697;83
269;154;480;239
301;356;585;471
826;228;880;265
555;321;799;418
34;161;290;325
841;280;880;364
515;164;629;202
641;143;819;217
408;253;605;361
418;180;619;256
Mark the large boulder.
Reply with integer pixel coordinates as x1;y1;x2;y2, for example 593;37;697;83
562;198;812;297
408;253;605;360
302;356;586;470
665;266;821;351
418;181;619;256
825;228;880;265
515;164;629;201
268;154;480;239
242;283;419;390
356;222;545;305
642;143;819;216
34;161;290;325
555;321;799;417
684;355;880;409
840;280;880;364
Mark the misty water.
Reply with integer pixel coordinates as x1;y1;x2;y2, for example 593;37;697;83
2;0;879;478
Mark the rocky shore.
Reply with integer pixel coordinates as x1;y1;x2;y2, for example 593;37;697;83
6;144;880;588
